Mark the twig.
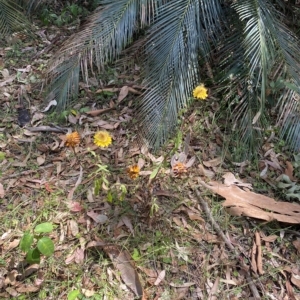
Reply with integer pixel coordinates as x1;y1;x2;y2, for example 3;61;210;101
86;107;115;117
195;189;234;250
25;126;69;133
2;163;58;180
194;188;261;299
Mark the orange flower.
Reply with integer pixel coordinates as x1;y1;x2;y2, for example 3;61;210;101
170;152;195;177
172;162;188;177
127;165;140;179
65;131;80;148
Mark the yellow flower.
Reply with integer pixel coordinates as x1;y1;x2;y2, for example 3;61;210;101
94;131;112;148
127;165;140;179
193;84;208;100
65;131;80;148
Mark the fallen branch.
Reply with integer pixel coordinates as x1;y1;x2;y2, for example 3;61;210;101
194;189;261;299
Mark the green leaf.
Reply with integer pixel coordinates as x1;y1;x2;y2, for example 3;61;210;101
34;222;53;234
0;151;6;161
20;232;34;252
37;237;55;256
149;165;161;180
26;248;41;264
132;248;140;261
67;290;81;300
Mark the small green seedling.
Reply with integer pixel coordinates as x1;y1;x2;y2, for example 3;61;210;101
19;222;55;264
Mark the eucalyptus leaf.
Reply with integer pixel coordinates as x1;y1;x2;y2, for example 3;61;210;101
34;222;53;234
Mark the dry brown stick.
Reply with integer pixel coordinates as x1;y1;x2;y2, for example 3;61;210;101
24;126;68;133
195;189;234;251
195;188;261;299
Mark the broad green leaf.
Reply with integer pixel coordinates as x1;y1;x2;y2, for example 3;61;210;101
34;222;53;234
37;237;54;256
20;232;34;252
26;248;41;264
67;290;81;300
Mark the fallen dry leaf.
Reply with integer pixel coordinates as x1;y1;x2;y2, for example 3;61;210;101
154;270;166;286
117;86;129;103
0;183;4;198
82;289;95;297
223;172;252;189
203;157;222;167
87;211;108;224
291;274;300;289
16;285;40;293
69;202;84;212
120;216;134;236
169;282;195;288
255;231;264;275
69;220;79;237
5;239;20;251
292;239;300;253
74;248;85;264
199;179;300;224
67;166;83;201
285;161;296;181
5;270;18;285
37;156;45;166
261;235;278;243
102;244;143;297
197;165;215;178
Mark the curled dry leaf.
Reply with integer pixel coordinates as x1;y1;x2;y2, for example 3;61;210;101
199;179;300;224
87;211;108;224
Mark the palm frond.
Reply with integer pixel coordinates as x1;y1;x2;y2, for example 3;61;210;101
218;0;300;155
0;0;31;40
47;0;144;109
137;0;223;148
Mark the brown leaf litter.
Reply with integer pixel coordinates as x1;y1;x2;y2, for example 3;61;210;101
198;173;300;224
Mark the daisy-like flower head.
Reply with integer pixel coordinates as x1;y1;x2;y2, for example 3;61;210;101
170;152;195;177
127;165;140;179
94;131;112;148
193;84;208;100
172;162;188;177
65;131;80;148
